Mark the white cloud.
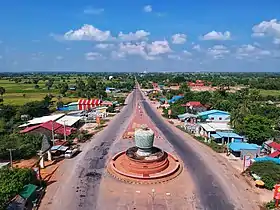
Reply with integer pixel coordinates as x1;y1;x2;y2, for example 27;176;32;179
95;43;114;49
183;50;192;56
192;44;201;51
84;8;104;15
172;33;187;44
236;44;271;59
117;42;159;60
207;45;230;59
147;40;172;55
252;19;280;38
201;31;231;40
143;5;152;13
63;24;113;41
274;38;280;45
66;47;71;51
118;30;150;41
111;51;126;60
56;56;63;60
168;54;182;60
119;42;147;56
85;52;105;60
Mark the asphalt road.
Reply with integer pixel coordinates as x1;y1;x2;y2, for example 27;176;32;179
41;90;137;210
138;89;236;210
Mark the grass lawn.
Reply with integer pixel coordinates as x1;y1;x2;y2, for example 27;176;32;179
259;89;280;97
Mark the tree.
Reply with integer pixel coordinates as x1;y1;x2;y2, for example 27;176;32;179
0;167;40;209
18;100;50;118
241;115;274;145
87;77;96;91
58;83;69;96
45;79;54;90
0;86;5;97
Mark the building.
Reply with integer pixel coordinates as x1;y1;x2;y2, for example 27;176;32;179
181;101;207;113
211;132;244;144
105;87;116;93
229;142;261;160
77;99;102;110
20;120;76;138
196;122;233;138
19;114;65;128
56;115;82;128
263;141;280;158
168;95;184;104
197;110;230;122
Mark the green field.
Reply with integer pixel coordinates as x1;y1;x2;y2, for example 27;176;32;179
0;79;79;106
259;89;280;97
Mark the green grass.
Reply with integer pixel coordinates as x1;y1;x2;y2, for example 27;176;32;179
0;79;78;106
258;89;280;97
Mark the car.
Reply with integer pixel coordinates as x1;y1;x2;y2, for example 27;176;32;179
65;147;80;159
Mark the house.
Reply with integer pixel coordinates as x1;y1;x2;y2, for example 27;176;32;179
197;110;230;122
263;141;280;158
105;87;116;93
101;101;113;107
196;122;233;138
178;113;197;122
20;120;76;138
210;132;244;144
168;95;184;103
56;115;82;128
181;101;207;113
19;113;65;128
229;142;261;160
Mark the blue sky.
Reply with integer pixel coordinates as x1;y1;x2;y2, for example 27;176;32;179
0;0;280;72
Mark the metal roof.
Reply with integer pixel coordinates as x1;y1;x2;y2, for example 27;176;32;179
19;113;65;127
216;132;243;139
197;110;229;117
199;123;215;132
56;115;82;127
229;142;260;151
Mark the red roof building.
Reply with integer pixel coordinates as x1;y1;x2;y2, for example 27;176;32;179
268;142;280;151
78;99;102;110
182;101;204;107
20;120;76;137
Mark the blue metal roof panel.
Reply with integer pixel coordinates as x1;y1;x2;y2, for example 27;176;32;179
216;132;243;139
197;109;229;117
229;142;260;151
211;134;221;139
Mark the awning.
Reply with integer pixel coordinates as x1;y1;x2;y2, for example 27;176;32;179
78;99;102;110
211;134;221;139
19;184;38;200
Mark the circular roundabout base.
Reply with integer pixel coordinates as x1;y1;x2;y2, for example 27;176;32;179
107;147;183;184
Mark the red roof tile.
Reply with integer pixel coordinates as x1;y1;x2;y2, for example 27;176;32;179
181;101;204;107
269;151;280;158
268;142;280;151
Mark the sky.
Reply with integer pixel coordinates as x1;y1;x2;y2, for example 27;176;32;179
0;0;280;72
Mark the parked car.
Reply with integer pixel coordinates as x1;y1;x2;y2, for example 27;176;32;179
65;147;80;158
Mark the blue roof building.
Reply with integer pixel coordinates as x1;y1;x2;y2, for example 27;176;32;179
229;142;261;160
211;132;244;144
168;95;183;103
197;110;230;122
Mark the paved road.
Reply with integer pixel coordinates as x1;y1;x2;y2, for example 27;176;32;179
40;90;137;210
137;88;258;210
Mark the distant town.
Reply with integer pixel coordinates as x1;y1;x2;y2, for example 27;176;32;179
1;72;280;209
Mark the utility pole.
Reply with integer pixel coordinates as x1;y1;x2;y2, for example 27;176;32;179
51;120;55;144
63;120;67;142
7;149;15;168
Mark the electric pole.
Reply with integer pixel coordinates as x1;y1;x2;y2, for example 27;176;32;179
7;149;15;168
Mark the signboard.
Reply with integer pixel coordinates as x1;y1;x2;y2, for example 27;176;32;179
243;155;251;171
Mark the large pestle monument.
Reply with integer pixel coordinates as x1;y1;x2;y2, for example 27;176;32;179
107;125;182;184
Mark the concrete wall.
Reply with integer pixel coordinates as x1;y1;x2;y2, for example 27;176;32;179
207;113;230;122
